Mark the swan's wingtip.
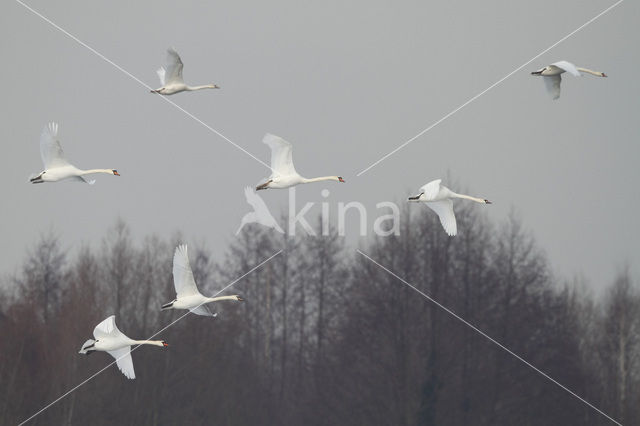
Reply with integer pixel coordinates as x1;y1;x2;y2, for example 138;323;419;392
45;122;59;137
262;133;282;144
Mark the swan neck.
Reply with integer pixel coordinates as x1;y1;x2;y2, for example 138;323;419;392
187;84;217;91
452;193;485;203
80;169;114;175
576;67;604;77
133;340;165;347
302;176;338;183
207;295;238;302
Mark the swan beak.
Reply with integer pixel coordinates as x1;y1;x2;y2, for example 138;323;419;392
531;70;542;75
162;341;169;347
237;296;245;302
338;177;345;183
602;73;607;77
113;170;120;176
485;199;492;204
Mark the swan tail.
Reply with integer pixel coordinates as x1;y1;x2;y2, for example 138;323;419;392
29;172;44;184
79;339;96;354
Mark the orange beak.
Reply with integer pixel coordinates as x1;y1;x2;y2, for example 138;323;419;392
338;177;345;183
113;171;120;176
162;342;169;347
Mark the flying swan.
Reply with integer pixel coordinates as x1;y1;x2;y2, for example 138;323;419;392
161;244;244;317
256;133;345;190
531;60;606;100
30;123;120;184
408;179;491;236
151;47;220;95
78;315;168;379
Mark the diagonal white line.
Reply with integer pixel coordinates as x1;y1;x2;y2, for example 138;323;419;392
13;0;272;171
18;250;282;426
356;0;624;176
356;249;622;426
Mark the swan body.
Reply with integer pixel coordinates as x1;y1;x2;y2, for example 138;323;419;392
237;186;284;234
78;315;167;379
531;60;606;100
256;134;345;190
30;123;120;184
408;179;491;236
161;244;243;317
151;48;219;95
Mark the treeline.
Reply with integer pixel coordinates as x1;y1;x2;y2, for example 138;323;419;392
0;208;638;425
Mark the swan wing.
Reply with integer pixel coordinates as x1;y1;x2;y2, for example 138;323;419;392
245;187;277;221
419;179;442;201
165;48;184;84
244;186;265;211
425;200;457;236
70;175;96;185
189;305;218;317
93;315;122;339
269;219;285;234
244;187;284;234
263;133;297;176
552;61;581;77
156;67;166;86
40;123;70;169
172;244;201;298
543;75;561;100
107;346;135;379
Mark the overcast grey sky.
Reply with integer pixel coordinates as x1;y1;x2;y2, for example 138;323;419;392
1;0;637;293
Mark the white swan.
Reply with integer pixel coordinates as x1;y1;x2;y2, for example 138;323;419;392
256;133;345;190
151;48;220;95
30;123;120;184
161;244;244;316
408;179;491;236
236;186;284;235
78;315;167;379
531;61;606;100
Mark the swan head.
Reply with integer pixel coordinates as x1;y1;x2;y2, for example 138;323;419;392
112;170;120;176
79;339;97;355
338;176;345;183
484;199;492;204
161;341;169;347
600;72;607;77
236;296;245;302
210;84;220;89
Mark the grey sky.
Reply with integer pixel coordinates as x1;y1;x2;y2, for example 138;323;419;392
1;0;637;292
